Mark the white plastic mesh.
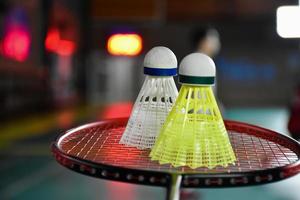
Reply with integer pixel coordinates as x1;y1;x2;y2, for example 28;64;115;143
120;76;178;149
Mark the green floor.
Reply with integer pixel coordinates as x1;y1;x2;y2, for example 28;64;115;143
0;107;299;200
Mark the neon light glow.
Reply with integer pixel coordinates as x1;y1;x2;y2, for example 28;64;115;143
45;28;76;56
100;102;133;119
45;29;60;52
277;6;300;38
2;27;30;62
107;34;142;56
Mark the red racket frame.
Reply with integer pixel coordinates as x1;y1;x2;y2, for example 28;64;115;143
52;118;300;190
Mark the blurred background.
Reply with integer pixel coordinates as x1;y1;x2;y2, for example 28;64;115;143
0;0;300;199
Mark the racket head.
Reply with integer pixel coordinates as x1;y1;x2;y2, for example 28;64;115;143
52;118;300;188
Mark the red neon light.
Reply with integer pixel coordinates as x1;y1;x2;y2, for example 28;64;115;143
45;28;76;56
45;29;60;52
2;27;30;62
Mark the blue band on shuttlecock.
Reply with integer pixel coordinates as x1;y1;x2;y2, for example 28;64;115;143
144;67;177;76
179;75;215;85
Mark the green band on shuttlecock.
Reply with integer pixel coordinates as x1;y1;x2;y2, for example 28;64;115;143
179;75;215;85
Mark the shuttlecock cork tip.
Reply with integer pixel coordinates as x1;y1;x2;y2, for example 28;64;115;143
143;46;177;76
179;53;216;85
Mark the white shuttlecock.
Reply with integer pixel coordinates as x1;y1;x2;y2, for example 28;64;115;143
120;46;178;149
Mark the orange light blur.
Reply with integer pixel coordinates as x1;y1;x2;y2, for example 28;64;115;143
107;34;142;56
57;110;75;129
100;102;133;119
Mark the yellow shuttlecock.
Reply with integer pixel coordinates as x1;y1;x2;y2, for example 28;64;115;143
150;53;236;169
